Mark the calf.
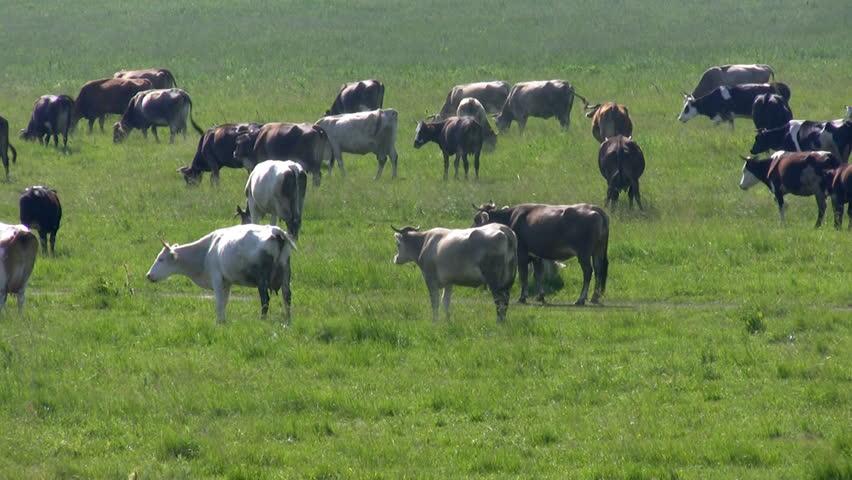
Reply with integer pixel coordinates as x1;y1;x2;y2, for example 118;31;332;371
240;160;307;239
438;81;512;118
146;225;297;324
828;163;852;229
473;202;609;305
114;68;177;89
456;97;497;151
495;80;587;132
19;186;62;255
20;95;74;152
234;122;333;187
598;135;645;209
0;224;38;313
585;102;633;143
678;83;790;127
691;64;775;98
391;224;517;323
114;89;203;143
0;115;17;181
179;123;262;186
413;117;483;180
751;120;852;161
326;79;384;115
314;109;399;179
739;150;842;226
73;77;152;133
752;93;793;130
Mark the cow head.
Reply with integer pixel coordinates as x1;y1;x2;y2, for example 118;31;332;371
413;121;438;148
233;132;255;164
113;122;129;143
391;225;421;264
146;240;179;282
678;93;698;123
750;126;785;154
18;127;38;142
178;166;202;186
738;155;769;190
235;205;251;225
494;111;513;132
471;202;497;226
584;103;602;118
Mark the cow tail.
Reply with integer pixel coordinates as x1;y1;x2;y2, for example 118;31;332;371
315;126;334;171
165;69;178;88
187;96;204;135
767;64;775;81
378;83;385;109
9;143;16;164
568;87;589;108
373;110;384;136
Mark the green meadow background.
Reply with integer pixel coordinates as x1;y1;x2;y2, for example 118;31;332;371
0;0;850;478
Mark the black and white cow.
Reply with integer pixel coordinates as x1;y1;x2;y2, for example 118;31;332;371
20;95;74;152
678;83;790;127
113;89;203;143
750;120;852;162
752;93;793;130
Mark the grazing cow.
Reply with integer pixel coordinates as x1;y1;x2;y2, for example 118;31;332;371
315;108;399;179
234;122;333;186
739;150;842;226
326;80;384;115
179;123;263;186
146;225;297;324
0;115;17;181
114;68;177;89
495;80;586;132
678;83;790;126
19;95;74;152
750;120;852;161
472;202;609;305
828;163;852;229
598;135;646;209
413;117;483;180
240;160;307;239
391;224;517;323
691;64;775;98
752;93;793;130
437;81;512;117
585;102;633;143
73;77;152;133
113;89;203;143
0;223;38;313
456;97;497;151
18;186;62;255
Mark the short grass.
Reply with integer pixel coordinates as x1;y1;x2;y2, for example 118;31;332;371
0;0;850;478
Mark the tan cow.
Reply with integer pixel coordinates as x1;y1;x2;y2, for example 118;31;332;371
585;102;633;143
114;68;177;89
0;223;38;313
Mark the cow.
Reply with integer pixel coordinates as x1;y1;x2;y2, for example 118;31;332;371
828;163;852;229
114;68;177;89
19;95;74;152
495;80;587;132
179;123;263;186
234;122;332;187
0;223;38;314
738;150;842;227
0;115;17;181
314;108;399;179
325;80;384;116
18;186;62;255
584;102;633;143
598;135;645;209
691;64;775;98
113;89;203;143
750;120;852;162
472;202;609;306
239;160;307;239
678;83;791;127
456;97;497;151
413;117;483;180
73;77;152;133
437;81;512;118
391;224;517;323
752;93;793;130
146;225;297;324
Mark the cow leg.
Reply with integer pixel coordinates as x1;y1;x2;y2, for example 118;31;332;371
49;232;57;255
52;129;59;148
473;149;480;180
517;248;530;304
211;167;220;187
831;194;842;229
575;256;593;306
0;291;7;313
815;192;826;228
442;286;452;321
312;171;321;187
427;285;440;322
38;232;48;255
558;113;569;130
98;116;105;132
442;153;450;181
847;201;852;230
15;290;25;314
775;193;786;225
212;279;230;324
489;284;510;323
281;259;293;324
140;128;148;140
531;257;547;303
335;148;345;177
257;282;270;317
87;118;95;134
169;126;176;144
374;154;386;180
461;152;469;180
390;148;398;179
453;153;460;179
62;128;69;153
630;180;643;210
518;117;527;134
591;254;608;304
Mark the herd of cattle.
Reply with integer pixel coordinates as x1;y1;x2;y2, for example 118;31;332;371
1;64;851;322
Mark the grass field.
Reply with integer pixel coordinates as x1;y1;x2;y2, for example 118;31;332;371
0;1;850;478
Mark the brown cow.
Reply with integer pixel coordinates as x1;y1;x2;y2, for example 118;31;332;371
114;68;177;89
234;122;333;186
180;123;263;186
326;80;384;116
828;163;852;229
73;77;152;133
0;115;17;181
598;135;645;209
585;102;633;143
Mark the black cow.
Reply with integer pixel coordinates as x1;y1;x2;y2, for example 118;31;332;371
598;135;645;209
19;186;62;255
752;93;793;130
326;80;384;116
750;120;852;161
678;83;791;127
0;115;17;180
179;123;263;185
413;117;483;180
20;95;74;152
739;151;841;227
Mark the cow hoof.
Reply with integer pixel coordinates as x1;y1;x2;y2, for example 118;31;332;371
574;299;586;306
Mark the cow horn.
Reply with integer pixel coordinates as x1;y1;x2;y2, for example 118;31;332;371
739;154;754;161
160;239;170;249
391;225;403;234
472;203;480;211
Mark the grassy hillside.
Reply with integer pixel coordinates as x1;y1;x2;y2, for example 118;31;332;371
0;0;850;478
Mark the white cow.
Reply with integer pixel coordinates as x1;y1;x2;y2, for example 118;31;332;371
457;97;497;151
146;225;296;324
0;223;38;313
239;160;307;239
314;108;399;179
